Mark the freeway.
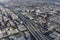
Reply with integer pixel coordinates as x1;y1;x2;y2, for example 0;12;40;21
0;4;50;40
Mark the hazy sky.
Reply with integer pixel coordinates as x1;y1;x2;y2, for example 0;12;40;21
0;0;10;2
0;0;60;3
